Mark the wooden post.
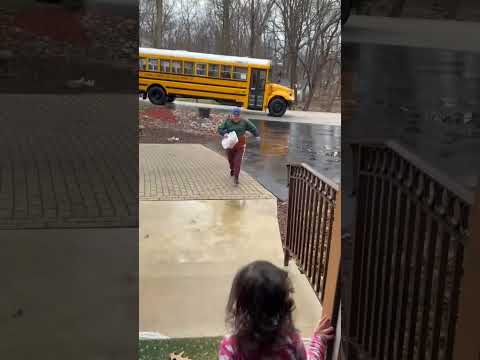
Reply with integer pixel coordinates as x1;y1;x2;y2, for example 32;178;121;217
322;190;341;319
453;181;480;360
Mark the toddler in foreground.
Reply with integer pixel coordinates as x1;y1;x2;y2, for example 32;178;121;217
219;261;334;360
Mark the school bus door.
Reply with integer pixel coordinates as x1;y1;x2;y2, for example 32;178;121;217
248;68;267;110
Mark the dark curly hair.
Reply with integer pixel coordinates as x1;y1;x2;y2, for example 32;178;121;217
226;261;296;352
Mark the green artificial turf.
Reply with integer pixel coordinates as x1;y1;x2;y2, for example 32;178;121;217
139;337;222;360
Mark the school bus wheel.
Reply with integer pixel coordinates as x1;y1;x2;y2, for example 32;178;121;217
268;97;288;117
147;85;167;105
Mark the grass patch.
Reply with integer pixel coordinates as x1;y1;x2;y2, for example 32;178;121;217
139;337;222;360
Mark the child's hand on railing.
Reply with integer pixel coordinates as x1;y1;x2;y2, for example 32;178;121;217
315;316;335;341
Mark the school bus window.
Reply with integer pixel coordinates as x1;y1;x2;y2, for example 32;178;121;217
160;59;171;73
196;63;207;76
221;65;232;79
233;67;247;81
148;58;158;71
208;64;219;78
139;58;147;71
172;61;182;74
184;61;193;75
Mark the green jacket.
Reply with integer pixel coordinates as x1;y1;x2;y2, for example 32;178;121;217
217;117;259;137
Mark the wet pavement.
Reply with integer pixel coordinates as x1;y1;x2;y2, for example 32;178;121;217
207;120;341;200
139;144;323;337
139;144;272;201
343;42;480;193
2;228;137;359
140;199;322;337
170;99;341;125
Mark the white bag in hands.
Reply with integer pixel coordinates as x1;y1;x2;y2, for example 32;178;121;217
221;131;238;149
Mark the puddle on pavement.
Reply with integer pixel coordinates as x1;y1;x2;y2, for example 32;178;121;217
140;200;280;265
207;120;340;200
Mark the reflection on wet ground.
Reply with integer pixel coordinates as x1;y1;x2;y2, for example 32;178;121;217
343;43;480;191
140;199;321;337
207;120;341;200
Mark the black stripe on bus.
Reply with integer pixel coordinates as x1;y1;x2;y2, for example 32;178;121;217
139;73;247;88
139;70;249;84
139;76;246;90
166;86;246;97
139;76;246;91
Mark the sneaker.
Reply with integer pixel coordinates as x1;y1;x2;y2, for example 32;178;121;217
234;177;239;186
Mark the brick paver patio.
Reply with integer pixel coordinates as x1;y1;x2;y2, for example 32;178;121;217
0;94;138;229
140;144;272;201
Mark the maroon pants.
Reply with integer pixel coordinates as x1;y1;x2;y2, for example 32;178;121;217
226;144;246;178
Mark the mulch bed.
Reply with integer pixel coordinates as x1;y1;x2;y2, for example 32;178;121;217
0;3;137;91
139;127;217;145
139;103;227;137
139;103;221;144
13;5;90;47
1;4;137;67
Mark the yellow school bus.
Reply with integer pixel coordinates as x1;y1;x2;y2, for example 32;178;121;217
139;48;295;117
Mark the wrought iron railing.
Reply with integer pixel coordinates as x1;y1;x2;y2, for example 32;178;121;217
284;163;341;317
343;141;475;360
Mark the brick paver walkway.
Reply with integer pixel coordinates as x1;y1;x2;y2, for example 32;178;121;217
140;144;272;201
0;95;138;229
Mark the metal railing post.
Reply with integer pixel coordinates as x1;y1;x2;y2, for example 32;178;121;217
453;180;480;360
322;190;341;319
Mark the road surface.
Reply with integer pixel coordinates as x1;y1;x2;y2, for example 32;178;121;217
140;98;341;126
344;14;480;53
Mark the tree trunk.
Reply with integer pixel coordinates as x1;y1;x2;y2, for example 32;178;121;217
327;80;340;112
303;71;318;111
303;53;328;111
303;90;314;110
222;0;231;54
153;0;163;47
289;50;298;100
249;0;256;57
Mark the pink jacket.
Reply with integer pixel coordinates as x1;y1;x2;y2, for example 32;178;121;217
218;331;327;360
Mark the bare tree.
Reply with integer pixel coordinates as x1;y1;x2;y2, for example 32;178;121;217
210;0;234;53
139;0;155;46
298;0;340;110
153;0;173;47
246;0;275;57
176;0;198;50
274;0;313;99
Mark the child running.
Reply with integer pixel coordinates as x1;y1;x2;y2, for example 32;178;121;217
217;107;260;186
219;260;334;360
